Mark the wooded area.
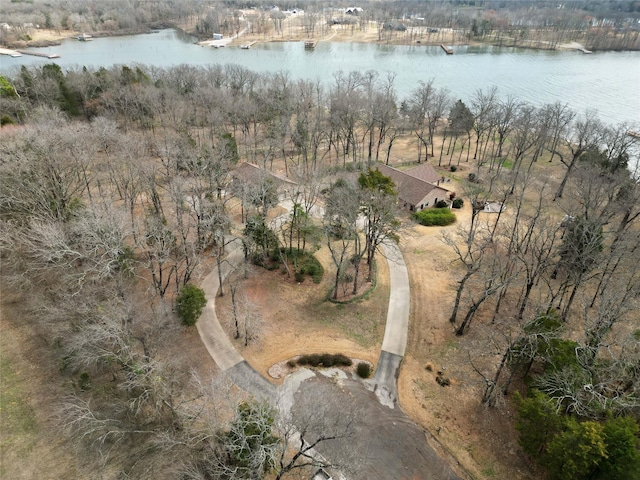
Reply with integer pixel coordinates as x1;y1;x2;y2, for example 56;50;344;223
1;3;639;477
1;57;638;479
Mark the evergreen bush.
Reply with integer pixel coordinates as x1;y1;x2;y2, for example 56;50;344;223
176;284;207;326
357;362;372;378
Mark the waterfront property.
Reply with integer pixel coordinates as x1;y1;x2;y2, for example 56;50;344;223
1;29;637;125
376;163;453;212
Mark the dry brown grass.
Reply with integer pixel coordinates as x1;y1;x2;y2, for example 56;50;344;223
0;292;86;480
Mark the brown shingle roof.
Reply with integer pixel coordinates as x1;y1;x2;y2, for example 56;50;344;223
404;163;440;184
233;162;297;186
375;163;449;206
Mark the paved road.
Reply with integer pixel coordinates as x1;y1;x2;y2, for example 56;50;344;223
290;373;463;480
196;240;276;401
368;240;410;407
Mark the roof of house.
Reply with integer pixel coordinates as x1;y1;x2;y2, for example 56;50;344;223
403;163;440;184
375;163;449;206
233;162;297;186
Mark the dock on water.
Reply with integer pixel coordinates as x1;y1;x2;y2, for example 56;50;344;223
440;44;454;54
578;47;593;54
304;40;317;49
627;131;640;139
0;47;22;57
241;41;257;49
16;50;61;59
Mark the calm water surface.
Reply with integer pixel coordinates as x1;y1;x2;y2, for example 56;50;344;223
1;29;639;125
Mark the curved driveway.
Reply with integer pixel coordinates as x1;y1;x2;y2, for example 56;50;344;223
196;240;276;401
197;238;410;406
196;235;463;479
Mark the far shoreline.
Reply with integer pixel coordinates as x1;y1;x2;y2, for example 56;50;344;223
4;24;638;54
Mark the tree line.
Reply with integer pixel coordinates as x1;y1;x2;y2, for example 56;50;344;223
1;0;639;50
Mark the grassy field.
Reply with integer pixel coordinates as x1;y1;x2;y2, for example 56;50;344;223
0;329;38;478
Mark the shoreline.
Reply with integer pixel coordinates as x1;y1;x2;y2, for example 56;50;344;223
4;25;638;54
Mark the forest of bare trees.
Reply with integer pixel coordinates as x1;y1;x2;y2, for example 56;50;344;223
1;50;639;479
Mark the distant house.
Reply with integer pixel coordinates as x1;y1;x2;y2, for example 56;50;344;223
376;163;453;212
345;7;363;15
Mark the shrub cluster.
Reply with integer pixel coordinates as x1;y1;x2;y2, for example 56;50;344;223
296;353;352;368
516;391;640;480
414;208;457;226
452;198;464;209
297;255;324;284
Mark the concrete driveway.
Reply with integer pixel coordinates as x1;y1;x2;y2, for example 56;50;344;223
196;213;464;479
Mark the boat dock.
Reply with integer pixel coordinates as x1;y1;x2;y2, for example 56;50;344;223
440;44;454;54
578;47;592;54
0;47;22;57
627;131;640;139
241;41;257;49
16;50;60;59
304;40;317;49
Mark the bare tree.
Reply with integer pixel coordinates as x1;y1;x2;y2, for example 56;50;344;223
553;110;603;200
324;178;359;300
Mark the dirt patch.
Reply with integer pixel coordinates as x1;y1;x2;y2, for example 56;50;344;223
215;245;389;382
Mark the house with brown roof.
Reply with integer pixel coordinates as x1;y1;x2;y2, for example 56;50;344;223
376;162;453;212
233;162;297;187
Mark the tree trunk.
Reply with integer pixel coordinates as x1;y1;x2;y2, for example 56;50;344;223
450;268;474;324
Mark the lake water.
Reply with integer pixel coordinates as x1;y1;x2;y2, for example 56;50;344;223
1;29;639;125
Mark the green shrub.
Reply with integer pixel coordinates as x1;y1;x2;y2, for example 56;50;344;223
176;284;207;326
597;416;640;479
301;258;324;283
78;372;91;391
297;353;320;366
0;76;18;98
1;115;15;126
324;353;352;367
414;208;456;226
435;200;448;208
516;391;640;480
297;353;352;368
452;198;464;209
450;165;457;172
357;362;372;378
294;271;305;283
